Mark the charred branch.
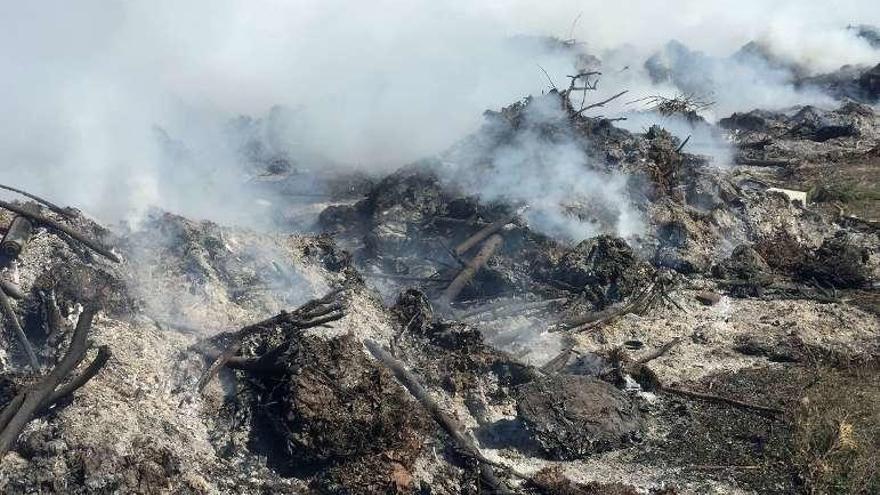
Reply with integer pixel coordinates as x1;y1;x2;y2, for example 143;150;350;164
363;339;518;494
196;289;346;393
453;213;516;256
439;234;503;306
574;90;629;116
661;385;785;418
0;305;100;458
0;184;75;219
0;284;39;370
0;199;120;263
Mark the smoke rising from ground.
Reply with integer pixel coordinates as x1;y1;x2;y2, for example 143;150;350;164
1;1;878;227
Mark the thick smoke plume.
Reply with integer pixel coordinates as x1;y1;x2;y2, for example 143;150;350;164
1;1;878;228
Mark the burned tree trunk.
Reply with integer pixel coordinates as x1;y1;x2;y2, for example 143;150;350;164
439;234;503;306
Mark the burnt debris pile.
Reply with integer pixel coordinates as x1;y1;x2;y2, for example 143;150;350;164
2;62;880;494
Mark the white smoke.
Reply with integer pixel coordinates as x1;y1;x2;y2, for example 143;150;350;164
0;0;877;226
438;95;644;242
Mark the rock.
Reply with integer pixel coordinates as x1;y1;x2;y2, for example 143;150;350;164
516;375;643;460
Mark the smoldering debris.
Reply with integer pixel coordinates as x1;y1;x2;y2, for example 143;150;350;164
1;14;880;495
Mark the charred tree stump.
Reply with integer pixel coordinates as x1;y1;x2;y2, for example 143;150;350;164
439;234;503;307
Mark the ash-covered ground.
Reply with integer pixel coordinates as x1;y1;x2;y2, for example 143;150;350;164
2;22;880;495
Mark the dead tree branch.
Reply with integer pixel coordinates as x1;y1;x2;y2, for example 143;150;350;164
558;281;659;332
0;285;39;370
41;345;111;410
363;339;518;494
575;90;629;115
0;199;120;262
454;213;516;256
0;305;99;458
0;184;75;219
439;235;503;306
661;385;785;418
196;289;345;393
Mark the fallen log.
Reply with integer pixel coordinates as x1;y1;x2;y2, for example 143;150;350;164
363;339;517;494
0;199;120;262
0;305;101;458
454;213;516;256
0;285;39;370
0;216;34;259
439;234;503;306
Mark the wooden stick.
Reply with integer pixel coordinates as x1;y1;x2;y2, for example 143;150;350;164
0;285;39;370
0;305;96;458
454;213;515;256
575;90;629;115
439;235;503;306
632;337;682;366
661;385;785;417
0;199;120;262
0;184;75;218
363;339;516;494
196;290;345;392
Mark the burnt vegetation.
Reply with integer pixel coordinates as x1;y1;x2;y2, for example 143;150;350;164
2;30;880;495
